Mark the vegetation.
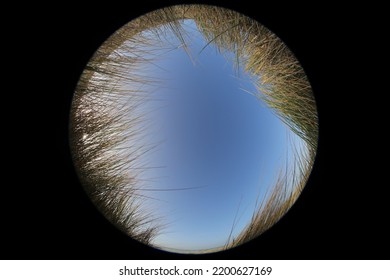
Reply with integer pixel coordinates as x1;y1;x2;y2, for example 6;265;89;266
70;5;318;250
224;134;314;248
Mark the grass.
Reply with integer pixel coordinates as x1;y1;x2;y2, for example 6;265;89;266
224;133;315;249
70;4;318;250
69;24;174;245
145;5;318;250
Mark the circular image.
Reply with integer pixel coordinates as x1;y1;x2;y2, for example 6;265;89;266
70;5;318;254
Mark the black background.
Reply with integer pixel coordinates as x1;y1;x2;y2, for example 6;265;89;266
3;1;387;259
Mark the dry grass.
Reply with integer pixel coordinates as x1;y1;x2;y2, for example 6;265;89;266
146;5;318;250
224;136;315;249
70;4;318;250
69;22;174;245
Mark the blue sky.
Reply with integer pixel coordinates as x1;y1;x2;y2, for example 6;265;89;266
113;20;309;252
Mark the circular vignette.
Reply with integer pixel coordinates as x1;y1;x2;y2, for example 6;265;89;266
69;5;318;254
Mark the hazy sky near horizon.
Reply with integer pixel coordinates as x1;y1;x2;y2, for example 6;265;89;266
108;19;309;252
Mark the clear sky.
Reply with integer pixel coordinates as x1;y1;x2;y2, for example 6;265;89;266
112;20;309;252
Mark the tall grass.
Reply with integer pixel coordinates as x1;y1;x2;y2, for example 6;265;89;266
70;4;318;250
69;24;177;245
121;5;319;153
224;133;315;248
143;5;318;249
